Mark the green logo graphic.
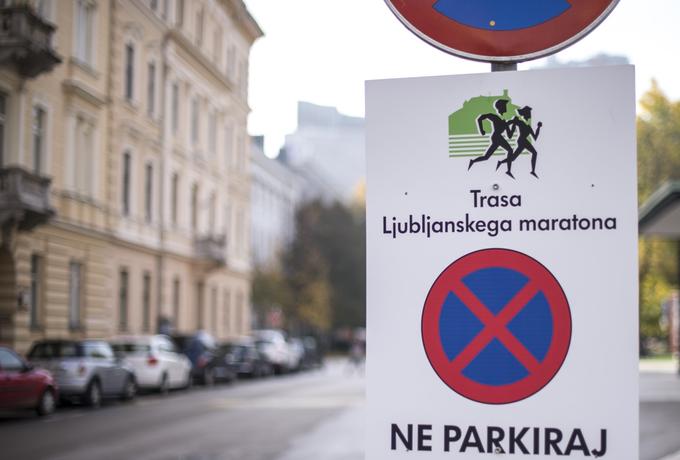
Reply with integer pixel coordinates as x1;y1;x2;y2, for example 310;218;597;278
449;90;543;179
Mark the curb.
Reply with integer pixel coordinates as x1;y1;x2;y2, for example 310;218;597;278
659;450;680;460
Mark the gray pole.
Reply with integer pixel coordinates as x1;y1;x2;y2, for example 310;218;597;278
491;62;518;72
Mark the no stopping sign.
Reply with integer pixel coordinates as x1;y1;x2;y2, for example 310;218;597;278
422;248;572;404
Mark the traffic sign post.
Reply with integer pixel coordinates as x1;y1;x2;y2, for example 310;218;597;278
366;66;638;458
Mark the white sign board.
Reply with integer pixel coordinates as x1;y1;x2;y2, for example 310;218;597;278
366;66;638;459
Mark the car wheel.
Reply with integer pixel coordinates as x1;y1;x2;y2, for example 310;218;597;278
203;368;215;386
36;389;56;416
121;376;137;401
159;373;169;395
85;380;102;408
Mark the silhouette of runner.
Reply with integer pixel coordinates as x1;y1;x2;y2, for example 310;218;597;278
497;106;542;179
468;99;513;171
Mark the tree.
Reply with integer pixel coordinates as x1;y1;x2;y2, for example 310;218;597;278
637;82;680;350
256;199;366;335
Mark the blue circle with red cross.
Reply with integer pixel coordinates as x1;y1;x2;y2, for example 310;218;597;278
422;248;571;404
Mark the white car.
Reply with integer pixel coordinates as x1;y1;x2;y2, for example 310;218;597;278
252;329;290;374
110;335;192;393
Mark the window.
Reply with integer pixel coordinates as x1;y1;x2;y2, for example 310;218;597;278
209;192;216;230
125;44;135;101
195;8;204;46
119;269;128;331
84;342;114;360
209;111;217;156
236;208;245;255
213;29;222;64
32;106;46;175
36;0;52;20
147;62;156;116
211;286;217;335
196;281;204;329
0;349;25;372
191;183;198;232
0;93;6;167
176;0;184;26
173;276;181;327
29;255;42;329
68;262;82;330
223;289;231;333
171;82;179;132
73;116;95;195
226;45;235;80
145;163;153;222
122;151;131;215
142;272;151;332
171;173;179;225
224;124;233;167
191;97;199;144
75;0;95;66
235;291;244;334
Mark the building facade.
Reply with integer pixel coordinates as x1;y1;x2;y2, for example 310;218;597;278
280;101;365;204
0;0;260;353
250;136;300;269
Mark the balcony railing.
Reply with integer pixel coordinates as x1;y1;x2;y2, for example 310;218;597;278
0;166;54;231
0;5;61;78
194;234;227;266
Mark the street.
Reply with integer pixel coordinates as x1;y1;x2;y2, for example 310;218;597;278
1;359;679;460
0;359;365;460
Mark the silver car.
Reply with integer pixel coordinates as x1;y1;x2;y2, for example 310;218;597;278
27;340;136;407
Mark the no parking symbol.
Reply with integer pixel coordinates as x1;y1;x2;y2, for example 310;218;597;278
422;248;572;404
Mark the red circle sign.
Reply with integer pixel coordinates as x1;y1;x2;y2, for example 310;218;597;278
422;249;571;404
385;0;619;62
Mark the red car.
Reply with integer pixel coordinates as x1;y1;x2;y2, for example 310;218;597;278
0;346;57;416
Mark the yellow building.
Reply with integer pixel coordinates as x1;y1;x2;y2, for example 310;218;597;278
0;0;261;353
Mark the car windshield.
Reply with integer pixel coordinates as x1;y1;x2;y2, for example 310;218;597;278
222;345;247;359
111;343;151;354
28;342;81;359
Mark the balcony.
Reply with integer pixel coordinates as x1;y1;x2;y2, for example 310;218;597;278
0;5;61;78
194;234;227;266
0;166;55;231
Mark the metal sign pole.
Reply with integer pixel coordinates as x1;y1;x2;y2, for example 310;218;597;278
491;62;518;72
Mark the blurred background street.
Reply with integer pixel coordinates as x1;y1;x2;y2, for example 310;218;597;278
0;358;365;460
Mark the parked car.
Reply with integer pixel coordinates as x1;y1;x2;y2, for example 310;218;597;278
252;329;290;374
0;347;58;416
218;339;272;378
110;335;192;393
286;338;305;372
171;331;236;385
27;340;136;407
301;336;323;369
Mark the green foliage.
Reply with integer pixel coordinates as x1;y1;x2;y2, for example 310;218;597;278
637;82;680;345
253;199;366;334
251;268;290;317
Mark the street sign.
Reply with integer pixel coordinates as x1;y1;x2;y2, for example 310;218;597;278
385;0;619;62
366;66;638;458
422;248;571;404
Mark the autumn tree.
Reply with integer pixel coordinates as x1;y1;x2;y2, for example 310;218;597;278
637;82;680;350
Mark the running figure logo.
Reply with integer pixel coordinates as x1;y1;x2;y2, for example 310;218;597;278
449;90;543;179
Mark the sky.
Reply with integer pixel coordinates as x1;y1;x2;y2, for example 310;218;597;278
244;0;680;158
